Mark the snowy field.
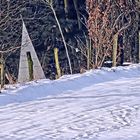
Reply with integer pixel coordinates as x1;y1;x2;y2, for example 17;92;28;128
0;64;140;140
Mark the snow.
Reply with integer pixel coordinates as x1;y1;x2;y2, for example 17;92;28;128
0;64;140;140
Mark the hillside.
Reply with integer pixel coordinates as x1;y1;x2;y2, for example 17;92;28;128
0;64;140;139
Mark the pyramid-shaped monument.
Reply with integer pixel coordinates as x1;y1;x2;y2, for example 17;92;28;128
18;20;46;83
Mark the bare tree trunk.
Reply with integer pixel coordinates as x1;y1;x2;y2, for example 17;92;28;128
86;38;91;70
73;0;81;30
64;0;69;18
95;47;100;68
0;53;5;92
54;48;61;79
49;3;73;74
112;34;118;67
87;44;90;70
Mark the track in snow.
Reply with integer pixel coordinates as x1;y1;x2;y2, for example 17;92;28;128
0;77;140;140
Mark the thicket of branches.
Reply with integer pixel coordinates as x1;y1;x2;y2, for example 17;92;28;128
0;0;87;79
87;0;140;67
0;0;140;81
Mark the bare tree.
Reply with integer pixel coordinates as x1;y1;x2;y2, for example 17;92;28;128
42;0;73;74
86;0;139;67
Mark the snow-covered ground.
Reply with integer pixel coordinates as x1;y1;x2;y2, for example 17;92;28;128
0;64;140;140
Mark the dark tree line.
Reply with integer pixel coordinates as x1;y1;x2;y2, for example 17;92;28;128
0;0;140;80
0;0;87;79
